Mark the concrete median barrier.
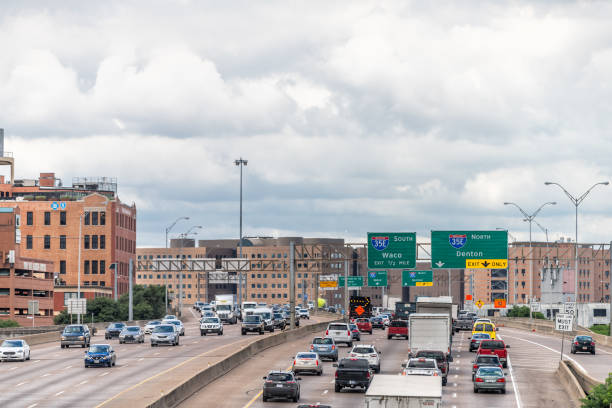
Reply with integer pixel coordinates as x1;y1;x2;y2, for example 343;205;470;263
20;331;60;346
556;360;586;407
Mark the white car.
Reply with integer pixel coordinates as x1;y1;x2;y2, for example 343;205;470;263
162;319;185;336
349;344;381;373
325;323;353;347
379;315;391;326
0;339;30;361
298;309;310;320
163;314;177;320
144;320;162;334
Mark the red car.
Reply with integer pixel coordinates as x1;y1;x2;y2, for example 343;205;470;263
355;318;372;334
477;339;509;368
387;320;409;340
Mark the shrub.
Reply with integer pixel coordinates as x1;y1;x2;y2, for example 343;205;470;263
590;324;610;336
0;319;20;328
581;373;612;408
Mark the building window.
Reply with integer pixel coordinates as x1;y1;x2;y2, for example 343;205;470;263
84;261;90;274
92;212;99;225
26;212;33;225
92;260;98;274
43;211;50;225
283;294;287;298
60;260;66;274
251;284;255;288
26;235;33;249
59;235;66;249
100;281;105;287
60;211;66;225
99;235;105;249
92;235;98;249
44;235;51;249
100;260;105;275
100;211;106;225
85;235;91;249
84;212;90;225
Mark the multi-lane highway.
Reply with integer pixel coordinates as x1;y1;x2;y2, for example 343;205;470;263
180;322;612;407
0;309;331;408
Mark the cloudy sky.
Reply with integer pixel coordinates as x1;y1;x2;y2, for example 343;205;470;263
2;0;612;247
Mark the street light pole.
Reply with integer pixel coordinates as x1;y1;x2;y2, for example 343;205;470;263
235;158;248;307
177;226;202;314
545;181;609;312
165;216;189;314
504;201;556;319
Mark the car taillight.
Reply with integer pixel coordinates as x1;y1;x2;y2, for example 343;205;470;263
335;371;338;378
473;364;478;370
316;360;319;366
475;378;484;382
325;330;329;335
293;360;296;365
347;331;351;336
497;378;505;383
265;380;273;383
310;345;314;350
574;341;579;345
591;342;595;346
366;372;370;378
441;366;446;373
287;381;296;384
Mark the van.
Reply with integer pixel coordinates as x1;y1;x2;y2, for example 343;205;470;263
472;321;496;340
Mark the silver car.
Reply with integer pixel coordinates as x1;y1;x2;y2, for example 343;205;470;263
119;326;145;344
162;319;185;336
292;352;322;375
473;366;506;394
150;324;179;346
144;320;162;334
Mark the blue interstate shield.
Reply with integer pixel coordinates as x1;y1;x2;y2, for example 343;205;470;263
449;234;467;249
371;236;389;251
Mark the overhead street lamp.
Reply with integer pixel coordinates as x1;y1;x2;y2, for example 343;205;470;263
164;216;189;313
178;226;203;313
544;181;609;308
235;158;248;308
504;201;556;319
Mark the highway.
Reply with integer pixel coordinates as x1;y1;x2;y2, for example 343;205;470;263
0;309;331;408
180;324;593;408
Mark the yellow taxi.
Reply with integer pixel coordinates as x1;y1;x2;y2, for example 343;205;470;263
472;321;496;340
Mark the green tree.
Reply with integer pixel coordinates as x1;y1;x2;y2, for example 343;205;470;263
0;320;20;328
506;306;546;319
581;373;612;408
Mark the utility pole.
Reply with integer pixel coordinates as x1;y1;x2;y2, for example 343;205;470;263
344;258;349;323
77;214;82;324
165;216;189;314
128;259;133;321
235;158;248;309
290;241;295;329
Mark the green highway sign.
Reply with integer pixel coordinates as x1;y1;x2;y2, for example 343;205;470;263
431;230;508;269
367;270;387;287
402;270;433;286
367;232;417;269
338;276;364;288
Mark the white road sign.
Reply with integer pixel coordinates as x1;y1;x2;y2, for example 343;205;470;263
564;302;576;316
67;299;87;315
530;302;540;312
555;313;574;332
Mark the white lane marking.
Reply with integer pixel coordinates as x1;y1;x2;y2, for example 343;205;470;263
154;352;160;355
100;372;109;377
138;358;144;361
26;404;38;408
16;381;27;387
501;334;587;373
10;366;18;370
79;380;88;385
55;390;65;397
453;374;458;378
121;364;129;368
42;373;51;377
33;360;41;363
64;365;72;369
453;382;457;387
507;355;522;408
452;392;457;398
322;390;328;395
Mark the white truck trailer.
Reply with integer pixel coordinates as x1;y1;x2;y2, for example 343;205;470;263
365;374;442;408
408;313;451;357
215;294;237;324
416;296;455;336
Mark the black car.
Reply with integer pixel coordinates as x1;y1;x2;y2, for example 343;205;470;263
370;317;385;329
105;322;126;339
334;358;371;392
262;371;300;402
571;335;596;354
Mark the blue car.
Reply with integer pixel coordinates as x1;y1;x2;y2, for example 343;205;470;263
310;337;338;361
84;344;116;368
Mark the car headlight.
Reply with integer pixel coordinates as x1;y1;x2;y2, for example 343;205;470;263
61;336;67;340
78;336;84;340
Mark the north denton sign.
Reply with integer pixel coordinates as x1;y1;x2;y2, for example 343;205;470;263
367;232;416;269
431;230;508;269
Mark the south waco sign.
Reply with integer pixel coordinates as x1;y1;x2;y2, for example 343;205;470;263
431;230;508;269
367;232;416;269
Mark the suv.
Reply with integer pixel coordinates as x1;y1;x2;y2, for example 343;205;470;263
414;350;449;386
325;323;353;347
349;344;381;373
151;324;179;346
333;358;371;392
273;313;287;330
242;315;265;335
298;309;310;319
370;317;385;329
356;318;372;334
84;344;116;367
105;322;126;339
387;320;409;340
61;325;91;348
310;337;338;361
262;371;301;402
200;317;223;336
477;340;509;368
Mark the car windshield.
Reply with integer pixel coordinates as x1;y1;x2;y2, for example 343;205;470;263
328;324;347;331
480;341;504;349
478;367;503;376
473;333;490;339
110;323;124;329
297;353;317;359
477;356;500;364
1;340;23;347
166;320;180;326
147;321;161;326
350;324;358;330
300;309;307;313
64;326;84;333
126;327;140;332
576;336;592;341
390;320;407;327
203;318;219;323
339;359;369;369
313;338;333;345
273;314;283;319
89;345;110;353
153;325;174;333
267;373;293;381
353;347;374;354
416;351;444;362
408;360;436;368
245;316;261;323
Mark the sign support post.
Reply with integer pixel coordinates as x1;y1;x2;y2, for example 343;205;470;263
344;259;349;323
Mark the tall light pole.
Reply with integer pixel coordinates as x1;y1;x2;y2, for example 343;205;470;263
165;216;189;313
235;158;248;307
504;201;556;319
545;181;609;309
177;225;202;314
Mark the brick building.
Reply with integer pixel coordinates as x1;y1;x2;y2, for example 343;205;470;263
0;207;55;326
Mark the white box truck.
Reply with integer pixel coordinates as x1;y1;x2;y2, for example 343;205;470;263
408;313;451;357
365;375;442;408
215;294;237;324
241;301;258;321
416;296;455;335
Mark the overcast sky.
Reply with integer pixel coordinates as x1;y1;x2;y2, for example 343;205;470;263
2;1;612;247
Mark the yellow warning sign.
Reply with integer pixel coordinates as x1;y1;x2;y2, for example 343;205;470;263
466;259;508;269
319;280;337;288
415;282;433;287
476;300;484;309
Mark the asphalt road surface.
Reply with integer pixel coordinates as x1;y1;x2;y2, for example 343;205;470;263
0;309;328;408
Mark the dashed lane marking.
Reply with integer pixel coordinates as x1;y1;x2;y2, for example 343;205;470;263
100;372;109;377
79;380;88;385
54;391;65;397
16;382;27;387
